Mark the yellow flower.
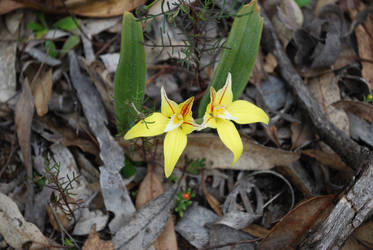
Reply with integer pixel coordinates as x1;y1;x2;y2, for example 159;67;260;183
201;73;269;165
124;87;197;177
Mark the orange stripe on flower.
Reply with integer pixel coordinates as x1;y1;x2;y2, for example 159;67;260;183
165;97;175;114
183;121;198;127
181;98;194;117
210;88;215;112
219;84;228;105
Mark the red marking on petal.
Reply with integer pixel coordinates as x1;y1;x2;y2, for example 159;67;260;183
183;121;198;127
181;98;193;117
165;96;175;114
219;84;228;105
210;89;215;112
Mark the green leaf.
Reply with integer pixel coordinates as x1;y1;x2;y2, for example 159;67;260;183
121;158;137;178
53;16;78;31
45;40;58;58
35;29;49;39
198;0;263;117
295;0;312;7
60;35;80;57
114;12;146;133
27;21;45;32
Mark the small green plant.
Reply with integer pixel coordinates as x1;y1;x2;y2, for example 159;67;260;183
27;12;80;58
63;238;77;250
186;158;206;174
295;0;312;8
363;94;373;104
43;159;81;222
175;188;195;217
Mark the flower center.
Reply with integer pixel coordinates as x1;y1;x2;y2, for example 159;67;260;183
213;105;226;116
174;114;184;124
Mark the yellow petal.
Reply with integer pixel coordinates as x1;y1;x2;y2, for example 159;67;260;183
178;96;194;118
216;119;243;166
215;73;233;106
163;128;187;177
201;104;217;129
124;112;169;140
227;100;269;125
161;86;179;117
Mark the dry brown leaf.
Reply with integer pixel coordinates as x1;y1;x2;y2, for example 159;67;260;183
302;149;354;176
0;0;146;17
122;134;300;171
307;72;349;135
259;195;335;250
333;100;373;125
290;121;314;150
136;169;178;250
349;2;373;89
15;79;34;175
263;52;278;74
242;224;270;238
202;172;223;216
0;192;52;249
353;220;373;246
31;69;53;117
82;224;114;250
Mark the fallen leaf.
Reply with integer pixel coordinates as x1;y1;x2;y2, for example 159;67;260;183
136;169;178;250
259;195;335;250
263;53;277;74
307;72;349;135
0;13;17;102
176;204;219;249
302;149;354;175
0;0;146;17
242;224;270;238
82;224;114;250
73;208;109;235
290;121;314;150
352;220;373;246
348;2;373;89
348;113;373;148
122;134;300;171
0;192;52;249
31;69;53;116
112;187;176;249
202;172;223;216
333;100;373;125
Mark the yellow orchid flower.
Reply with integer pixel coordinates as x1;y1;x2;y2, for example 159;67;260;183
124;87;197;177
201;73;269;165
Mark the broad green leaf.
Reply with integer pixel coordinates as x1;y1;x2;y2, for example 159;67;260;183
198;0;263;117
114;12;146;133
60;35;80;57
27;21;45;32
35;29;49;39
53;16;78;31
45;40;58;58
295;0;312;7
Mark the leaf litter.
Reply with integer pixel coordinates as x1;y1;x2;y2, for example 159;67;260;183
1;1;373;249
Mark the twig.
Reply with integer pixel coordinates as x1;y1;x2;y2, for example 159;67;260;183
201;238;260;250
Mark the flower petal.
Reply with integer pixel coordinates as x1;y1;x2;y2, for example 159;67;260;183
124;112;169;140
227;100;269;125
209;87;217;112
161;86;179;117
216;119;243;166
164;128;187;177
216;73;233;106
181;119;198;134
179;96;194;118
201;104;217;129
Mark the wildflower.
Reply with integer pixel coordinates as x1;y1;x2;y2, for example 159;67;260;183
124;87;197;177
201;73;269;165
